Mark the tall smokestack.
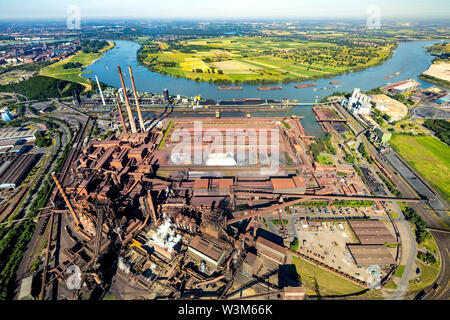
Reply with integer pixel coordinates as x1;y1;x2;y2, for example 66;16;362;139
128;66;146;132
117;66;137;133
115;97;128;134
95;75;106;106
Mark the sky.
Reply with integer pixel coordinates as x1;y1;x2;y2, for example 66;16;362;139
0;0;449;20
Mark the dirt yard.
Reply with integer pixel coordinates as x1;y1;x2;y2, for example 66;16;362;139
423;62;450;82
372;94;408;121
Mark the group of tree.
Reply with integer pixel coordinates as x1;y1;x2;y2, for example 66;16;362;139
80;40;109;53
391;94;414;106
62;62;83;69
402;206;432;245
417;251;437;265
358;143;373;164
371;107;391;126
0;75;83;101
35;131;52;148
423;119;450;146
308;134;336;161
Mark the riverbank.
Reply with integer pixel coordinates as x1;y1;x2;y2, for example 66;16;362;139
419;68;450;88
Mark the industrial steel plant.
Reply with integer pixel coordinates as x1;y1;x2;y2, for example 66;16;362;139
21;65;424;301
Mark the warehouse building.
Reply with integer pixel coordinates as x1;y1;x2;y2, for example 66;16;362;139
187;236;227;269
0;153;41;188
255;237;287;265
0;127;36;144
388;79;420;95
348;220;396;244
242;252;262;276
374;128;392;146
271;175;306;193
347;244;396;266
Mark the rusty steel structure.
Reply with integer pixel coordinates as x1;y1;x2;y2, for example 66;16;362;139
36;64;420;301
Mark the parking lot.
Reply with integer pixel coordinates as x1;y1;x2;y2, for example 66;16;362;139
292;220;377;283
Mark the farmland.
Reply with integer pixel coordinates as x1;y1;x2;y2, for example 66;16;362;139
390;134;450;200
40;40;115;91
138;37;394;84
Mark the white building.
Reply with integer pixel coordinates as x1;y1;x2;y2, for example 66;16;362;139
344;88;372;115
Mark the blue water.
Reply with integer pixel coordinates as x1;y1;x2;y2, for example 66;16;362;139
83;39;442;136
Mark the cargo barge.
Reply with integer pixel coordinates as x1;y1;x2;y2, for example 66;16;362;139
218;86;243;90
258;86;283;91
295;83;317;89
384;72;400;80
330;81;340;85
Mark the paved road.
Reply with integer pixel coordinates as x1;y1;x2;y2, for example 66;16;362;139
391;218;417;300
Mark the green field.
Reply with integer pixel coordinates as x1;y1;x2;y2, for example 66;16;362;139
408;260;440;293
40;41;115;90
291;256;364;296
317;154;335;166
138;36;394;84
390;134;450;200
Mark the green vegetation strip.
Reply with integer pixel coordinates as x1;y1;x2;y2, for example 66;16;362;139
158;120;174;150
395;265;405;278
390;134;450;200
423;119;450;146
292;256;363;296
270;219;289;226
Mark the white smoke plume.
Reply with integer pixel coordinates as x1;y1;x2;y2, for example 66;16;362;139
118;256;131;274
151;216;182;253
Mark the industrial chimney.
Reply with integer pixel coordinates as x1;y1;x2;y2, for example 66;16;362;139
115;97;128;134
128;66;146;132
163;88;170;104
117;66;137;133
95;75;106;106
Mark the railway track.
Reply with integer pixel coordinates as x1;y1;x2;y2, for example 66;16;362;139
39;115;95;300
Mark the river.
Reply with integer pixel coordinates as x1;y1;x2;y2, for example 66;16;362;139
83;39;442;136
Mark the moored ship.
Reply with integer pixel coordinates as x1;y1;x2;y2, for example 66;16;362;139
218;86;243;90
295;83;317;88
258;86;283;91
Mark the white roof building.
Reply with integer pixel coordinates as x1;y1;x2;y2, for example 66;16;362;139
346;88;372;115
